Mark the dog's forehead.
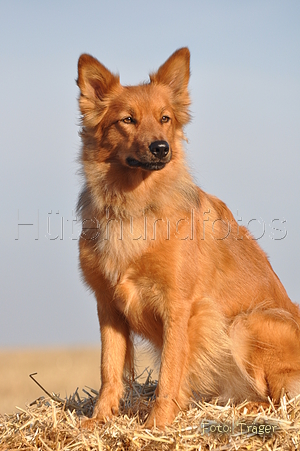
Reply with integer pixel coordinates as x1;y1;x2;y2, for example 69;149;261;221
117;83;172;111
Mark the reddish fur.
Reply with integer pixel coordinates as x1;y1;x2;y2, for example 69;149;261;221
76;48;300;428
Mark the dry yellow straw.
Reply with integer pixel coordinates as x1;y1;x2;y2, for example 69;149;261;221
1;369;300;450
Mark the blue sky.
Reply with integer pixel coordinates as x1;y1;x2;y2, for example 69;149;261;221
1;0;299;347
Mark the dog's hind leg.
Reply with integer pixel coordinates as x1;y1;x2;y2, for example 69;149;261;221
229;308;300;402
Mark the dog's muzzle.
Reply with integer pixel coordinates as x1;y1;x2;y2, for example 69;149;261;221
126;140;171;171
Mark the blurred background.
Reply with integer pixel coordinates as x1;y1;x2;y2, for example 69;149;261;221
1;0;299;413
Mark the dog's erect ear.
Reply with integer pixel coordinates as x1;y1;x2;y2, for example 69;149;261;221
150;48;191;125
150;48;190;93
77;54;120;124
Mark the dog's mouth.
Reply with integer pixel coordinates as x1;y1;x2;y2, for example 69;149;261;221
126;157;167;171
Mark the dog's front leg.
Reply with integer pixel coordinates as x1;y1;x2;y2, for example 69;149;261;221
82;301;130;429
145;311;190;428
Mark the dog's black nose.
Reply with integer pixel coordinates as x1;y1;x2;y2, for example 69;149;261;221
149;140;169;159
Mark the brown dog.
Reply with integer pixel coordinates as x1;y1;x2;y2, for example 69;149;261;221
76;48;300;428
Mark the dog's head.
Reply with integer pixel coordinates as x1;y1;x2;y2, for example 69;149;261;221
77;48;191;174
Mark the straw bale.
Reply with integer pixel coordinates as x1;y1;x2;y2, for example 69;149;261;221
1;369;300;450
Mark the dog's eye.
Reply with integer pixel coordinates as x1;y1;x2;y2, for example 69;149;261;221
161;115;170;123
122;117;134;124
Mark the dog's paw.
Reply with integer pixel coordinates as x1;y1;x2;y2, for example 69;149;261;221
80;411;113;430
80;399;120;430
80;417;99;431
143;397;179;429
